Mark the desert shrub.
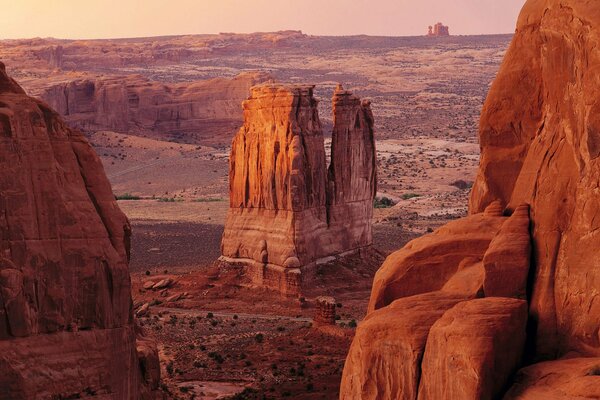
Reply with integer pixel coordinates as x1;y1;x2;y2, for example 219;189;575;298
348;319;358;328
192;197;224;202
208;351;225;364
254;333;264;343
116;193;141;200
374;196;395;208
401;193;421;200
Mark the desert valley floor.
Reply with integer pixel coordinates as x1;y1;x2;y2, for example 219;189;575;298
0;32;511;399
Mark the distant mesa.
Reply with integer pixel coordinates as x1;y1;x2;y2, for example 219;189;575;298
40;72;273;145
427;22;450;37
220;83;377;296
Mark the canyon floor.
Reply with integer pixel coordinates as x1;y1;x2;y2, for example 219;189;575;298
1;32;510;399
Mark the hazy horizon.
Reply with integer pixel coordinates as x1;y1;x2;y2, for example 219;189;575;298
2;0;526;40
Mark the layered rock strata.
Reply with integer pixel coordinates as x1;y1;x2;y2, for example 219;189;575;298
221;84;376;295
340;0;600;398
0;62;159;399
40;72;273;143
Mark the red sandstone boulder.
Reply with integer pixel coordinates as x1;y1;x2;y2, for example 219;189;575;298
340;291;469;400
483;204;531;298
368;201;506;312
0;62;159;399
503;358;600;399
418;298;528;400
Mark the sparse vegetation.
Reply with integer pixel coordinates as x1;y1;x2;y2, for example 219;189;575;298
115;193;141;200
401;193;421;200
374;196;396;208
192;197;225;202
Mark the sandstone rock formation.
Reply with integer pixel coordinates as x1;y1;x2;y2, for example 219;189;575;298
221;84;376;295
341;0;600;398
40;72;273;143
314;296;337;325
0;62;159;399
427;23;450;37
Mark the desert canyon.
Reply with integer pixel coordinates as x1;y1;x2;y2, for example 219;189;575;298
0;0;599;399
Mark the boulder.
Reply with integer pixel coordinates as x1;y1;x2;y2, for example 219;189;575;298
503;358;600;400
418;298;528;400
340;291;469;400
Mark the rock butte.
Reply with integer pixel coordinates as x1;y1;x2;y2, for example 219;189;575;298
341;0;600;398
0;62;160;399
221;84;376;295
40;72;273;143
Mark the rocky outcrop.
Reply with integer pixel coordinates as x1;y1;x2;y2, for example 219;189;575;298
469;0;600;361
418;298;528;400
0;62;159;399
427;23;450;37
341;0;600;398
40;72;273;143
314;296;337;325
221;84;376;295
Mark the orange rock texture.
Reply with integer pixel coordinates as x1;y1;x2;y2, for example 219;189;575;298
0;62;159;399
40;72;272;141
341;0;600;398
221;84;376;294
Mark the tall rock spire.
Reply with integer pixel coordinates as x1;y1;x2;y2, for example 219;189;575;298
221;83;376;295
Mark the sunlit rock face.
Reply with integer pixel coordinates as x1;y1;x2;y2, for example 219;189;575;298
340;0;600;398
221;84;376;295
0;62;159;399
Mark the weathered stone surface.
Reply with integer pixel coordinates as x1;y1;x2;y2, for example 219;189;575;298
0;62;158;399
368;201;506;313
341;201;532;399
503;358;600;400
340;292;468;400
483;204;531;298
40;72;273;143
418;298;528;400
469;0;600;359
341;1;600;398
221;84;376;294
314;296;337;325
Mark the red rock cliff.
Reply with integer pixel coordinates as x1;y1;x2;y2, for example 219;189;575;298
221;84;376;294
40;72;273;143
0;62;159;399
341;0;600;398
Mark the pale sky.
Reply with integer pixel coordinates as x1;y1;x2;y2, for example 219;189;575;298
1;0;527;40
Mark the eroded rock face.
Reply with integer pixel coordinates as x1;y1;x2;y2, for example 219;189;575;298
221;84;376;294
341;204;532;399
418;298;528;400
40;72;273;143
469;0;600;360
341;0;600;398
0;62;158;399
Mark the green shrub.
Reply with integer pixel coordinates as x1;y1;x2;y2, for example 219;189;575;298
374;196;396;208
192;197;224;203
116;193;141;200
401;193;421;200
